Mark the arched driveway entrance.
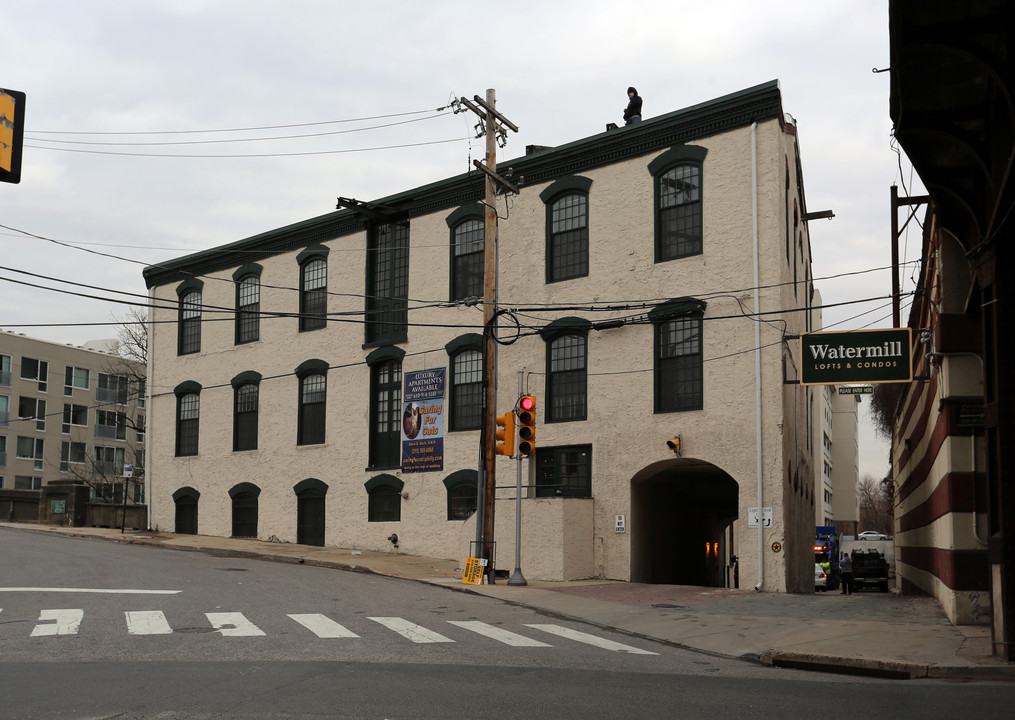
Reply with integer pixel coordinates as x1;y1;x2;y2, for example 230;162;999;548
630;459;738;586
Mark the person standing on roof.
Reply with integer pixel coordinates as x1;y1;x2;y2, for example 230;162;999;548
624;86;642;125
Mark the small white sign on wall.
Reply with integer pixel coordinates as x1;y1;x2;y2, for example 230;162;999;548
615;514;626;534
748;507;773;528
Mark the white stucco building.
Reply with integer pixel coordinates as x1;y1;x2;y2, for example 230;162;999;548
143;81;822;590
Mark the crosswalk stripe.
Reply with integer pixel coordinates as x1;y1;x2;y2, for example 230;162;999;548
447;620;552;647
126;610;173;635
288;613;359;638
206;612;266;637
368;616;454;643
524;624;659;655
31;609;83;637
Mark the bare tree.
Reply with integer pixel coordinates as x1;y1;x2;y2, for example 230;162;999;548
114;305;149;365
55;308;150;531
858;474;893;536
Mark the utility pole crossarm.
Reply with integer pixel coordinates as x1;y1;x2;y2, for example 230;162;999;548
471;160;519;195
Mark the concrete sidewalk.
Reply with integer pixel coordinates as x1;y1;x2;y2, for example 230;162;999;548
6;522;1013;681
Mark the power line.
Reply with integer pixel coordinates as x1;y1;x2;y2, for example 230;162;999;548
25;113;451;147
23;136;470;159
28;107;451;136
1;220;922;312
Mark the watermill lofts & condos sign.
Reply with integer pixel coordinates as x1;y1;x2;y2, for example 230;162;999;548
799;328;913;385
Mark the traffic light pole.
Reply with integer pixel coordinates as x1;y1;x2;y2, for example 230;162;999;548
508;371;528;586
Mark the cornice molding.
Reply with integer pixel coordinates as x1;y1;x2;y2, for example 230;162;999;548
144;82;782;288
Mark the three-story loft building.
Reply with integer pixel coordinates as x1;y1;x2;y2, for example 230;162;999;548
0;331;146;502
143;81;821;590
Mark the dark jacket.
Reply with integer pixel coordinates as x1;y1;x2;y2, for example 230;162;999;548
624;87;642;122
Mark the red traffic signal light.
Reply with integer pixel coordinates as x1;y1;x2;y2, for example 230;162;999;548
495;411;515;456
517;395;537;456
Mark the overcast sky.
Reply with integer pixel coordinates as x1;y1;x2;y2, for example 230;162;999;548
2;1;918;480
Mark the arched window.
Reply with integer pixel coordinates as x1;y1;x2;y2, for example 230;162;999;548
173;487;199;535
443;470;477;521
450;348;482;431
295;478;327;547
174;381;201;457
547;334;587;422
296;360;327;446
235;268;261;344
232;371;261;452
451;218;484;300
541;176;592;283
365;474;403;522
229;482;260;538
649;145;707;262
176;278;204;355
650;298;706;412
298;247;329;332
367;348;404;469
541;318;590;423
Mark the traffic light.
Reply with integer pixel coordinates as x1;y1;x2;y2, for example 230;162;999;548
667;436;681;456
517;395;537;456
495;410;516;456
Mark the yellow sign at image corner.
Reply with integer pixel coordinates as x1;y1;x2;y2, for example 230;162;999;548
462;556;488;585
0;91;15;172
1;88;27;183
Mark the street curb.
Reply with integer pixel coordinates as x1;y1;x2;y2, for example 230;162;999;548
760;650;1015;681
760;650;928;679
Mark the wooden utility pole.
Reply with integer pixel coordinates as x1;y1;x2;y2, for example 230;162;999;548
458;89;518;582
481;89;499;580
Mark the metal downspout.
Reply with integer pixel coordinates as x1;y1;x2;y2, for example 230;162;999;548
145;287;154;532
752;121;764;591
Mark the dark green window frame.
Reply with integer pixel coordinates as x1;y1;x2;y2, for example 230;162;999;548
367;347;404;469
174;381;202;457
298;249;328;333
231;371;261;452
365;222;409;346
650;298;706;413
447;206;485;302
177;285;202;356
234;263;263;344
443;469;478;520
366;474;403;522
535;445;592;498
540;177;592;284
649;145;707;263
540;317;591;424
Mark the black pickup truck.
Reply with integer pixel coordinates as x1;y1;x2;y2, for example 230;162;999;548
851;548;890;592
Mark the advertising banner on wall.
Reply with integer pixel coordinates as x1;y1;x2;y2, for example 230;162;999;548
799;328;913;385
401;368;446;473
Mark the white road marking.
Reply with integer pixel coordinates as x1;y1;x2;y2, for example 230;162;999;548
525;624;659;655
288;613;359;638
0;587;180;594
368;617;454;643
206;612;266;637
447;620;552;647
125;610;173;635
31;609;84;637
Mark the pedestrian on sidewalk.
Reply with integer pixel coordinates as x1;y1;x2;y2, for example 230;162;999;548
840;552;854;595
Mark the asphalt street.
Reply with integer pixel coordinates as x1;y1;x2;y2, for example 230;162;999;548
3;526;1015;719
